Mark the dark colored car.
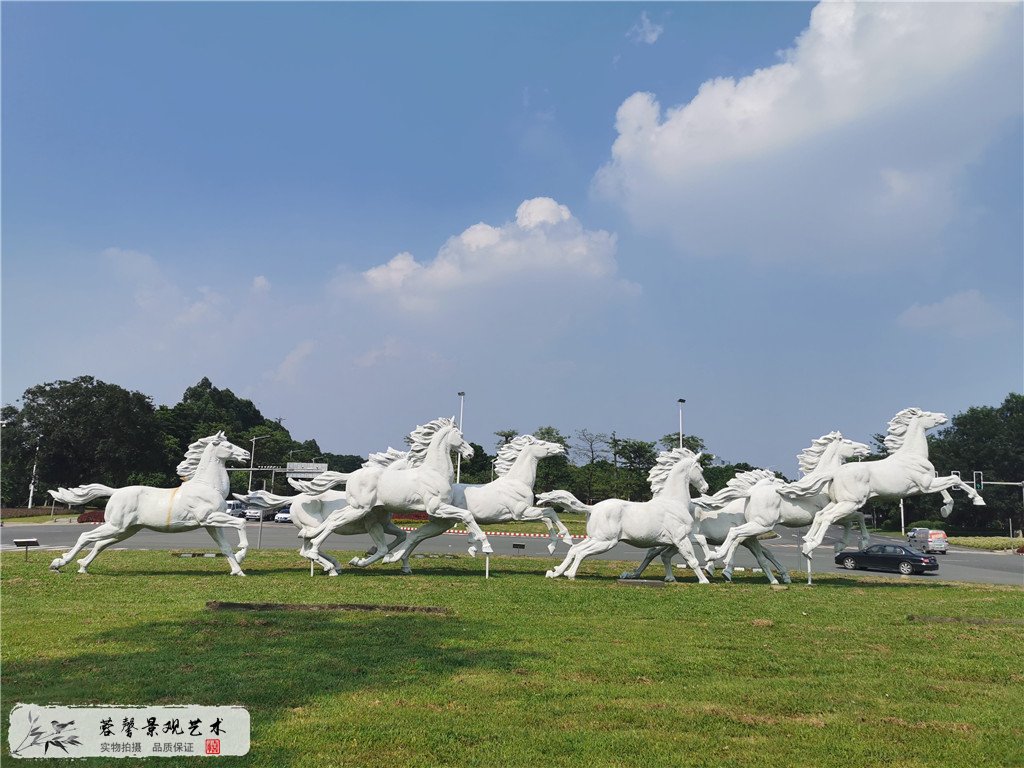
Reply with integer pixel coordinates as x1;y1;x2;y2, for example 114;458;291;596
834;544;938;575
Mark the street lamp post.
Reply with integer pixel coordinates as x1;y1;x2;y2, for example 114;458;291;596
27;440;41;509
677;398;686;449
248;435;270;493
456;391;465;484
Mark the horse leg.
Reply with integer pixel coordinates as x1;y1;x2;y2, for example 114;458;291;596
306;506;373;564
802;501;862;557
659;546;679;582
205;511;249;563
546;541;585;579
938;489;955;518
855;512;870;550
672;536;710;584
76;530;136;573
50;523;125;572
742;539;780;585
926;474;986;507
836;518;854;554
205;526;246;575
432;502;492;555
690;532;717;578
716;521;775;575
517;507;567;553
382;520;407;555
620;546;665;580
350;523;390;568
564;538;617;580
750;539;790;584
384;517;454;570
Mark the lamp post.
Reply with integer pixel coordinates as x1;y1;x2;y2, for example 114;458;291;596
248;435;270;493
456;391;466;483
677;398;686;449
27;438;41;509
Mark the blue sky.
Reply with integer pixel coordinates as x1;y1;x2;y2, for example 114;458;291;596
3;2;1022;475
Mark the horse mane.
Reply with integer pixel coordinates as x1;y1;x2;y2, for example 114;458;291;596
407;417;458;465
364;447;411;469
797;431;846;474
647;447;699;497
493;435;542;477
699;469;778;508
883;407;924;453
175;432;224;480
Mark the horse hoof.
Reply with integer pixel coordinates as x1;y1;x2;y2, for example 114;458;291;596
801;544;814;558
467;547;478;558
782;575;793;584
348;557;362;566
722;571;733;582
547;543;557;554
545;570;556;578
234;551;247;564
482;544;494;555
619;572;633;580
973;498;986;506
327;569;339;577
400;568;412;576
77;567;89;575
49;559;63;571
664;576;677;583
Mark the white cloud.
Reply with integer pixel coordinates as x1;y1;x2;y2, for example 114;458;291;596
627;12;663;45
346;197;631;312
270;340;316;384
353;336;402;369
595;3;1022;267
252;275;271;295
897;290;1009;339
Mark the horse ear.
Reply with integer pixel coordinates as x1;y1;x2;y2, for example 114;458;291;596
694;453;703;462
217;430;226;441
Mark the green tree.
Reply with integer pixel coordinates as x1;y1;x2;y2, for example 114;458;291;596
531;426;574;493
1;377;166;504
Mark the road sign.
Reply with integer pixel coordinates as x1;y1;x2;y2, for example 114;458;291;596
286;462;329;479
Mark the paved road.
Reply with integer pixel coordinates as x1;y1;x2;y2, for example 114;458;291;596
3;520;1022;585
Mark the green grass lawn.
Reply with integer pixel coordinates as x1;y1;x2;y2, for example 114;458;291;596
948;536;1023;551
2;550;1021;768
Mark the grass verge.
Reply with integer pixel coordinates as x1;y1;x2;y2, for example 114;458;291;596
2;550;1022;768
948;536;1024;551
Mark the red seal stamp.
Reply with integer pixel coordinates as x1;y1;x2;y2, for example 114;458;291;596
205;739;221;755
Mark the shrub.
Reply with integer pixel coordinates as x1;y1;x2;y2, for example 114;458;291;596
908;519;949;531
880;517;900;531
77;510;105;523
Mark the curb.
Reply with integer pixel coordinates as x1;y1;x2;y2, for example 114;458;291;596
397;526;584;540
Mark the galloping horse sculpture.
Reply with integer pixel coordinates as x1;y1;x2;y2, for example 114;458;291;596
790;408;985;558
47;432;251;575
539;448;711;582
298;418;489;568
381;435;572;573
234;486;406;576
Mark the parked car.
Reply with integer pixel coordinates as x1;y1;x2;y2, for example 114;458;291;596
225;501;246;518
245;508;276;521
835;544;938;575
908;528;948;554
274;511;292;523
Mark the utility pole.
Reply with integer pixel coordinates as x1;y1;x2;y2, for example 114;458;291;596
677;398;686;449
27;439;41;509
456;391;465;484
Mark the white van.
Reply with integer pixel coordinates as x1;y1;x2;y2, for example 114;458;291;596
225;500;246;518
908;528;948;554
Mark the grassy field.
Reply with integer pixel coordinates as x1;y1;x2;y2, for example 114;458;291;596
948;536;1023;551
2;550;1021;768
1;513;80;525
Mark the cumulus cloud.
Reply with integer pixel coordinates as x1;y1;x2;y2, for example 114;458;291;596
103;247;224;326
627;12;663;45
346;197;632;311
595;2;1022;267
897;290;1009;339
251;275;271;295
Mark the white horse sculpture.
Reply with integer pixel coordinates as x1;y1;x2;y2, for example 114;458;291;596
677;432;874;580
233;487;406;576
299;418;490;567
791;408;986;558
47;432;251;575
380;435;572;573
539;448;711;582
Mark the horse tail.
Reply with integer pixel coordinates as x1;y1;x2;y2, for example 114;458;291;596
48;484;118;506
778;472;831;499
536;490;593;516
288;471;349;496
233;490;297;511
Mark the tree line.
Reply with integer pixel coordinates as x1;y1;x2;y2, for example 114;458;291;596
2;376;1019;532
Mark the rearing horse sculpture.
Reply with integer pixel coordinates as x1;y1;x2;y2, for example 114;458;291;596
790;408;985;558
47;432;251;575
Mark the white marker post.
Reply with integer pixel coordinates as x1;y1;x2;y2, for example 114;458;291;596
485;555;490;579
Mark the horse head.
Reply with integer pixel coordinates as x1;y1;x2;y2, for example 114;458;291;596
840;438;871;461
529;439;566;459
443;421;474;462
209;432;251;464
687;453;709;494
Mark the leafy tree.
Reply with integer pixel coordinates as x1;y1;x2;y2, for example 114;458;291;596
493;429;518;450
1;377;165;504
573;429;609;503
658;433;708;454
532;426;574;493
456;442;495;485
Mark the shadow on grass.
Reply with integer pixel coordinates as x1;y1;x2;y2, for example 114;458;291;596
1;609;540;767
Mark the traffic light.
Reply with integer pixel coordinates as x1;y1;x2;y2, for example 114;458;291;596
972;471;984;491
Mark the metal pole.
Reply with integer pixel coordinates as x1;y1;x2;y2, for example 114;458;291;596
27;443;40;509
485;555;490;579
806;555;812;585
677;398;685;449
900;499;905;536
258;479;266;549
456;391;465;484
248;435;269;493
